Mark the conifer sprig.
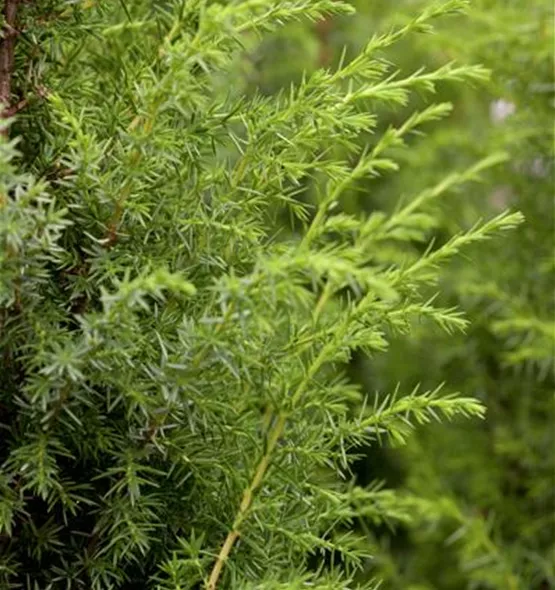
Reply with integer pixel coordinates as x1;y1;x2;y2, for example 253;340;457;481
0;1;524;588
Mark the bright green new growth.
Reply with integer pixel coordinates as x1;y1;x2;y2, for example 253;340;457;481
330;0;553;588
0;1;521;588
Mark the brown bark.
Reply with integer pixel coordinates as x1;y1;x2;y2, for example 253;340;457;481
0;0;19;128
315;16;333;67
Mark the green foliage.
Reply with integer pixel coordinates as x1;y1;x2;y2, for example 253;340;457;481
332;1;553;588
0;1;534;589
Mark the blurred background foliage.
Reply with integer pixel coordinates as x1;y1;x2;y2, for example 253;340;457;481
236;1;554;588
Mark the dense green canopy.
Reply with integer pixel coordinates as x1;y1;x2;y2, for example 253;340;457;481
0;1;552;589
